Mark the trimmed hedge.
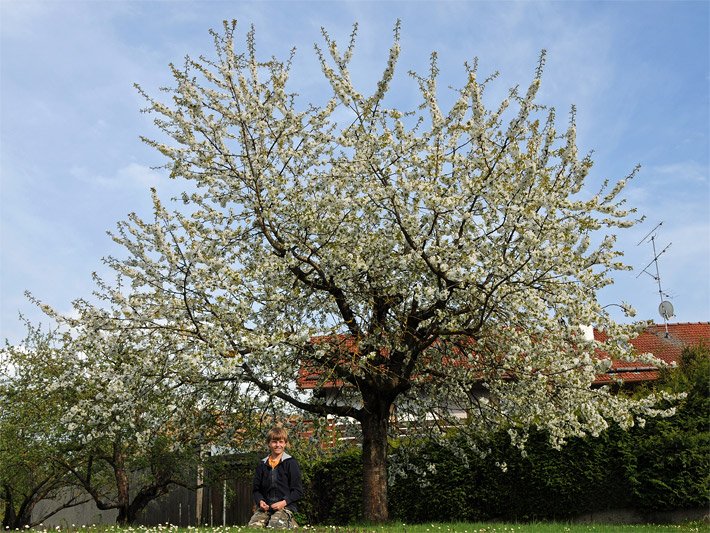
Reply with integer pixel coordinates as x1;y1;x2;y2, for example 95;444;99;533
298;447;363;525
298;345;709;524
626;344;710;510
386;427;638;522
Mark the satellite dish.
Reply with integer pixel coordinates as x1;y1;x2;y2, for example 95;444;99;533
658;300;675;320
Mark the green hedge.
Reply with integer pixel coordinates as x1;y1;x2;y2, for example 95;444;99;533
299;345;708;524
626;344;710;510
298;447;363;525
385;427;639;522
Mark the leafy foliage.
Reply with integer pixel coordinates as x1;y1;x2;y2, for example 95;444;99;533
0;323;89;529
389;345;708;523
626;344;709;510
308;412;704;526
299;447;364;525
1;321;216;525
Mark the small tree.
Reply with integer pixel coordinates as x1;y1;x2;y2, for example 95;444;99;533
2;313;232;525
56;21;676;521
1;323;89;529
57;323;221;525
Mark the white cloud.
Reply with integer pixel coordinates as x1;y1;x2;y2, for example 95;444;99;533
649;161;708;185
71;163;163;190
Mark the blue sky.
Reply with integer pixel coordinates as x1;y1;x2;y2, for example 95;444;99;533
1;0;708;345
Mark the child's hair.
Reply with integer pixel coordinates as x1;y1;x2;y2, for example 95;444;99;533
266;426;289;443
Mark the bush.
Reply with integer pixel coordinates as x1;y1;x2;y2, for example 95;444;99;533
388;436;487;523
300;446;363;525
627;344;710;510
388;429;634;523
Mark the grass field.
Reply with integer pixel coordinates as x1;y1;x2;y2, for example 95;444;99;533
286;522;706;532
28;522;708;533
270;523;704;532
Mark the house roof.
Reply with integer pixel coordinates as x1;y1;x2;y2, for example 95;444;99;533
592;322;710;385
297;323;710;390
297;334;356;390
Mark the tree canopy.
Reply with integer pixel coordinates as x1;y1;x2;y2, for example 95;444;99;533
24;21;678;522
1;319;221;525
0;323;89;529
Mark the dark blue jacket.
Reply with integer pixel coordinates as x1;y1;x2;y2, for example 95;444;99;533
252;453;304;512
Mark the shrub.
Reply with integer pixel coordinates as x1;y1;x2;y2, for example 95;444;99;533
627;344;710;510
300;446;363;525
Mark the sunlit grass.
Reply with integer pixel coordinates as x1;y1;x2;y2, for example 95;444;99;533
22;521;708;533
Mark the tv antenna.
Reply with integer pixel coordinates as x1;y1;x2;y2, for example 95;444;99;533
636;221;674;335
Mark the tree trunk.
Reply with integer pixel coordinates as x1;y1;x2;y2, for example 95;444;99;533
360;396;391;523
1;486;33;530
114;445;131;525
125;483;170;525
2;486;18;530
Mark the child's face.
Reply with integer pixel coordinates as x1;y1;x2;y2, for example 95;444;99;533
269;437;287;456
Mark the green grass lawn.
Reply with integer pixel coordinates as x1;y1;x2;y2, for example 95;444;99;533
289;522;707;532
30;522;708;533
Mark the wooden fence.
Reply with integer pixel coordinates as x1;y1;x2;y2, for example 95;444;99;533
136;477;253;527
33;455;257;528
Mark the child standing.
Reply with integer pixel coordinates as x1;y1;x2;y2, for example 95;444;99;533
248;426;303;529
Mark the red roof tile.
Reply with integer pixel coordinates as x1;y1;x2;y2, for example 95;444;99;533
593;322;709;385
296;323;709;389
